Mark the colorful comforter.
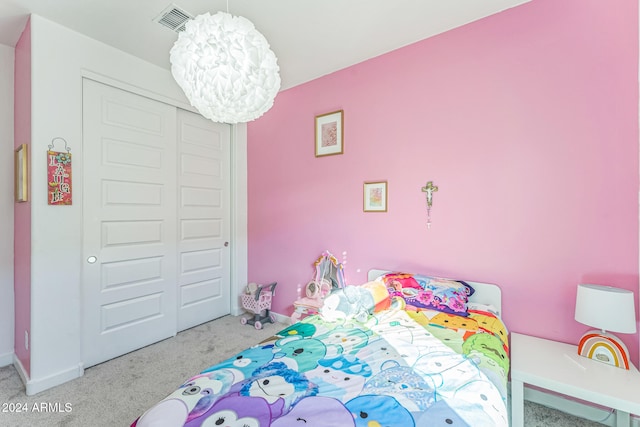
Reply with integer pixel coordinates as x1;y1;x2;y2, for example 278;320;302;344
131;305;509;426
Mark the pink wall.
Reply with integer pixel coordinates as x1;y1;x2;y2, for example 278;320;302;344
14;18;31;376
247;0;639;365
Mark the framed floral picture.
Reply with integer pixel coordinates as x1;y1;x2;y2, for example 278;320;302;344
15;144;28;202
315;110;344;157
363;181;387;212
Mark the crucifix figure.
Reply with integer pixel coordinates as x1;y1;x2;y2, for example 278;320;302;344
421;181;439;228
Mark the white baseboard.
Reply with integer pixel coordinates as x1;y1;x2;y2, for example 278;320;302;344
233;311;291;325
13;356;84;396
13;354;29;386
270;311;291;325
523;385;640;426
0;350;13;367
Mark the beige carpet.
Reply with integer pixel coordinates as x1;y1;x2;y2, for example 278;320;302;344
0;315;607;426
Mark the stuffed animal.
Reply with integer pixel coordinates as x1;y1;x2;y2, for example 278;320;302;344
360;281;391;312
244;282;259;295
320;282;390;322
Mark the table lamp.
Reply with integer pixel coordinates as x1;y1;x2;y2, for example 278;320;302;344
574;283;637;369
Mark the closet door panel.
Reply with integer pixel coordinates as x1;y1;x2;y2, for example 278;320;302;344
177;109;231;331
82;79;178;367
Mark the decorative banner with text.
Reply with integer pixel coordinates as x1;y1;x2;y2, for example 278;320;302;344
47;150;72;205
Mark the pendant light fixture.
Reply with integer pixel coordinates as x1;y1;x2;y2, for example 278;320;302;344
170;10;281;124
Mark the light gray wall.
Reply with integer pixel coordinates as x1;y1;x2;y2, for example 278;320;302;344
26;14;190;391
0;43;15;366
22;14;247;394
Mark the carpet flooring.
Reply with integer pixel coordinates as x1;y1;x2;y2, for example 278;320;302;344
0;315;607;426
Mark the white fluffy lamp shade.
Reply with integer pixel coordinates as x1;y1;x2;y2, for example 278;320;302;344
170;12;281;124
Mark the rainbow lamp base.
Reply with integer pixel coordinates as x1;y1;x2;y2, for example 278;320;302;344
577;330;630;370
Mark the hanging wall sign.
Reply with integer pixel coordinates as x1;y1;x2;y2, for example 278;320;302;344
47;138;72;205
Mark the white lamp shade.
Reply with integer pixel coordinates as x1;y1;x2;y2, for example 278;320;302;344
575;284;637;334
170;12;281;124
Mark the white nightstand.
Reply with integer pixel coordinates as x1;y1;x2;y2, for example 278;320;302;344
510;333;640;427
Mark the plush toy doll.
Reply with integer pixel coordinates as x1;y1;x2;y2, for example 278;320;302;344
320;282;390;322
244;282;259;295
360;281;391;313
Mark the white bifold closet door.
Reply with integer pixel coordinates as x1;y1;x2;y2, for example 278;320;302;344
176;108;231;332
82;79;230;368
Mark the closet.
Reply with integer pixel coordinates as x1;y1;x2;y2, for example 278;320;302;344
81;79;230;367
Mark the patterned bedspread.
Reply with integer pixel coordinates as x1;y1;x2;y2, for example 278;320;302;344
131;302;509;426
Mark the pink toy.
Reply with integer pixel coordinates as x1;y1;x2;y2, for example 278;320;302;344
240;282;277;329
290;251;346;323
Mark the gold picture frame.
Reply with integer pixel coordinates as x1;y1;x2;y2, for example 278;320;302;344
15;144;28;202
363;181;387;212
315;110;344;157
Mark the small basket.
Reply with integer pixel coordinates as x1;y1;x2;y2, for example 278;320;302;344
241;290;273;315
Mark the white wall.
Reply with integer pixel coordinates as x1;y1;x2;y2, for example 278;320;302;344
27;14;189;391
0;43;15;367
25;14;247;394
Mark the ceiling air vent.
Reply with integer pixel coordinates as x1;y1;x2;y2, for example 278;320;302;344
154;4;193;33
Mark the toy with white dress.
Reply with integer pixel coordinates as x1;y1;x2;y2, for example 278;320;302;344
290;251;346;323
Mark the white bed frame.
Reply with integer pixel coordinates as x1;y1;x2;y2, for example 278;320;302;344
367;269;502;316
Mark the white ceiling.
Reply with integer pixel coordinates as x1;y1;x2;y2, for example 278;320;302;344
0;0;530;90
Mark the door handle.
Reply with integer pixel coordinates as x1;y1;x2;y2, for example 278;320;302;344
224;242;229;247
87;256;97;264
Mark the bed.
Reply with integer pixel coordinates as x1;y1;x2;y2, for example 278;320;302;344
131;269;509;426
